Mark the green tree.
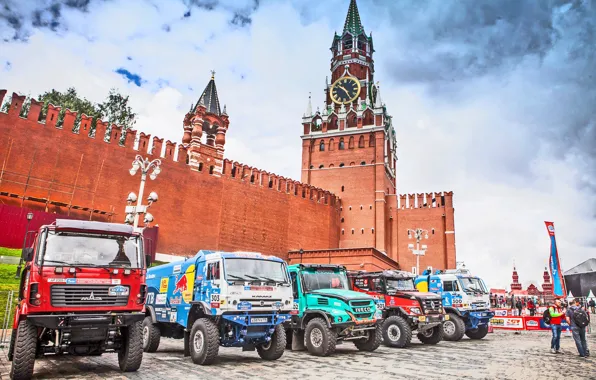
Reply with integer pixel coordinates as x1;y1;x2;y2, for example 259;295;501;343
35;88;137;143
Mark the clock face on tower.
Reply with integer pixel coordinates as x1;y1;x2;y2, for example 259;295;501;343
330;76;361;104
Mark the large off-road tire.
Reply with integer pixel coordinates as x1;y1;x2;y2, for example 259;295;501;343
353;324;382;352
257;324;286;360
382;315;412;348
142;316;161;353
118;321;144;372
189;318;219;365
10;320;38;380
442;313;465;341
304;318;337;356
7;328;17;361
417;325;443;345
465;324;489;340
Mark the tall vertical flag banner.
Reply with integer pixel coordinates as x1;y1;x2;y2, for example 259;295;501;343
545;222;566;297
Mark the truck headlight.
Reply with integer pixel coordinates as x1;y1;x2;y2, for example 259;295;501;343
410;307;421;315
285;300;290;305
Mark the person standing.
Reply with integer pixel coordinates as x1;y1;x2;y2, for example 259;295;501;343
528;298;536;316
566;298;590;358
549;298;565;354
516;298;523;316
589;298;596;314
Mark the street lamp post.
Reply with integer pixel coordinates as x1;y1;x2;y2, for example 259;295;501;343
15;211;34;278
125;155;161;231
407;227;429;276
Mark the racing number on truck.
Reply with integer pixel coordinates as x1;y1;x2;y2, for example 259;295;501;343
211;293;220;302
146;293;155;305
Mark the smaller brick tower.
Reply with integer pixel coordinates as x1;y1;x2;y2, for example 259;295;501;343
182;71;229;176
510;267;522;291
541;266;553;302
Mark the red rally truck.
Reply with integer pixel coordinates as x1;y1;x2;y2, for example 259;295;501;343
8;219;151;380
348;270;445;348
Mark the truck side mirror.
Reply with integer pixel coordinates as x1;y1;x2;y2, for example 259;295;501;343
145;254;152;267
22;247;34;262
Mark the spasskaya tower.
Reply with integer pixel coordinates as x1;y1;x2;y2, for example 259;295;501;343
297;0;456;273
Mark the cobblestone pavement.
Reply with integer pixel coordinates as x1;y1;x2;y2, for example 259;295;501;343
1;330;594;380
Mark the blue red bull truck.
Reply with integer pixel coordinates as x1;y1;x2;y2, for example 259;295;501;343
143;250;293;364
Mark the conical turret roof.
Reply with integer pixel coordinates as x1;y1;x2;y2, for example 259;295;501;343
194;71;221;115
343;0;364;35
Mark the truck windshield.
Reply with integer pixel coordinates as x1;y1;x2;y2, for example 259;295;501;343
386;278;415;292
225;259;288;283
39;231;142;269
459;277;488;294
302;270;350;291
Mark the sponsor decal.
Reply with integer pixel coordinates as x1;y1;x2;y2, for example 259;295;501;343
108;285;129;296
244;286;273;291
64;278;121;285
146;293;155;304
273;301;283;309
170;311;177;323
48;278;67;283
155;294;167;305
146;274;156;280
237;301;252;311
527;320;538;327
170;297;182;305
160;278;169;293
354;307;371;313
211;302;220;308
173;264;182;274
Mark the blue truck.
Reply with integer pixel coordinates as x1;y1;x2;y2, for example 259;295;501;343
143;250;293;364
415;268;494;341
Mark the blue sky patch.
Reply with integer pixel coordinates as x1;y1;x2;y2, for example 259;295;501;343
115;68;143;87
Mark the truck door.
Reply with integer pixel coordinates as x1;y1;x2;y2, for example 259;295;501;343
203;260;222;312
289;271;303;315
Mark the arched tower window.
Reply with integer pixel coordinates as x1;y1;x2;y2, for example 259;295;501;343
329;138;335;151
363;110;374;126
319;140;325;151
348;136;354;149
329;116;338;130
358;135;365;148
342;34;353;50
347;113;357;128
339;138;345;150
369;133;375;147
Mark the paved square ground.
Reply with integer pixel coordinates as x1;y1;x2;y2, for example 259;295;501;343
1;330;594;380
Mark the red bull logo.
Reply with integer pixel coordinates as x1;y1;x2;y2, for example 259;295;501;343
174;275;188;295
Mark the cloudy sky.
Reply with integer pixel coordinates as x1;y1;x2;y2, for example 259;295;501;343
1;0;595;289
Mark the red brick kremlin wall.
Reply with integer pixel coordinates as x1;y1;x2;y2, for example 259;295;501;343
0;91;340;259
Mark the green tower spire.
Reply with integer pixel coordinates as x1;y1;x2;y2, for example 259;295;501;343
343;0;364;35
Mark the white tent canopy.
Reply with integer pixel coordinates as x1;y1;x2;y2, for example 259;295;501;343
567;291;574;302
587;289;596;301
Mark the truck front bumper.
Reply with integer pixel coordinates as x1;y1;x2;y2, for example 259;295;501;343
414;313;445;328
466;310;495;329
27;312;145;329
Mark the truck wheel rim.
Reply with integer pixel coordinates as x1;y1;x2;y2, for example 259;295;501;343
194;330;205;353
421;329;433;337
262;340;272;350
143;326;149;346
310;328;323;348
387;324;401;341
443;321;455;335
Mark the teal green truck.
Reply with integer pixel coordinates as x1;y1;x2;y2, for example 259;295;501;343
285;264;383;356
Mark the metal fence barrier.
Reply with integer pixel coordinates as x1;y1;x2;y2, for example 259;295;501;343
0;290;16;345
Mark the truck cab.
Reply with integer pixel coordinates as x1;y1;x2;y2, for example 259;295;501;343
415;269;494;341
285;264;383;356
143;250;293;365
9;219;149;380
348;270;445;348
